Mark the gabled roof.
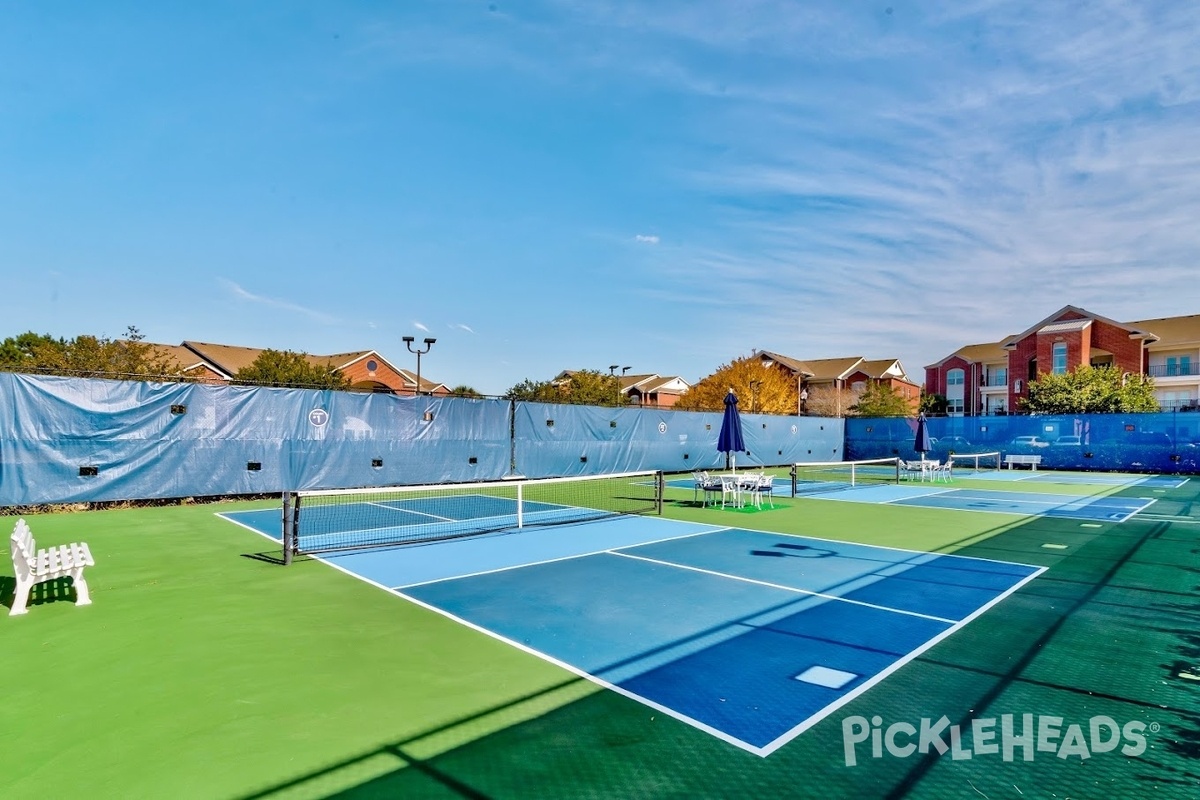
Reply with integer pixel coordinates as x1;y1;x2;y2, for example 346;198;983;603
1126;314;1200;347
554;370;689;394
925;341;1012;369
796;356;868;381
853;358;908;380
631;375;690;393
999;305;1158;349
756;350;814;377
145;343;230;378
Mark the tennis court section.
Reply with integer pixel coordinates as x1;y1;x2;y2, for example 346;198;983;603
221;503;1043;756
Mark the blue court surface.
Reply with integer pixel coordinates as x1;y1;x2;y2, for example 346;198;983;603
229;513;1045;757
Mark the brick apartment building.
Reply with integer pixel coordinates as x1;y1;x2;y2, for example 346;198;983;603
755;351;920;414
925;305;1200;415
149;341;448;396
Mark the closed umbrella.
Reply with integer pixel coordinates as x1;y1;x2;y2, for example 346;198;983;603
717;389;747;472
914;413;933;460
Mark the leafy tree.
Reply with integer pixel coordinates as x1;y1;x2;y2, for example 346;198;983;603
803;385;860;417
448;385;483;398
233;349;350;389
504;370;624;406
674;356;798;413
504;379;557;402
919;391;948;416
0;332;69;371
1022;365;1159;414
0;326;182;380
849;383;912;417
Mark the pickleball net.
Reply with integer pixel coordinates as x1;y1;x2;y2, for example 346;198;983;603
948;451;1002;472
282;470;663;561
789;457;900;496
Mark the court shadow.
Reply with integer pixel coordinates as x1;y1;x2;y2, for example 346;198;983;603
0;574;80;613
240;550;289;566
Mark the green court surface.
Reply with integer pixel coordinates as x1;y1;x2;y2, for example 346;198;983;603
2;469;1198;799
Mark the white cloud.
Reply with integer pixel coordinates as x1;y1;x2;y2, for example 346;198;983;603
218;279;338;325
412;321;430;332
635;234;660;244
453;323;476;333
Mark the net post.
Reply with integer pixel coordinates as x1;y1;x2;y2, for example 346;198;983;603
516;482;524;529
655;471;664;514
789;464;797;497
893;458;900;484
281;492;294;566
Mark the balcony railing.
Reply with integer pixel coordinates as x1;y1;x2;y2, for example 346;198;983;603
1149;364;1200;378
982;376;1008;387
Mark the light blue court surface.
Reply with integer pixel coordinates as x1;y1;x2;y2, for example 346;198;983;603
779;483;1155;522
265;517;1044;756
966;470;1188;488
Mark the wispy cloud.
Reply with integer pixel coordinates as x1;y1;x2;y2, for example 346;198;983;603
452;323;476;333
412;321;430;333
218;279;338;325
635;234;660;244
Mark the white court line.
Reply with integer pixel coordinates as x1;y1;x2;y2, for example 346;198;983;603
218;510;1047;757
756;563;1048;756
365;500;457;522
294;544;772;757
396;525;733;589
607;550;958;625
215;511;280;541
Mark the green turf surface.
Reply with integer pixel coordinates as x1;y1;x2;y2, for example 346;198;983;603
3;470;1198;798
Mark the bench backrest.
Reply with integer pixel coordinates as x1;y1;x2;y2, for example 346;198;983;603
10;518;35;581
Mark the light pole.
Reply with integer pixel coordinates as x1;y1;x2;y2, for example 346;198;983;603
749;380;761;413
609;365;620;406
403;336;436;396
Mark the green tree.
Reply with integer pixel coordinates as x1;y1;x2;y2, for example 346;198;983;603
919;391;948;416
504;370;624;406
448;385;483;398
674;356;798;413
0;332;69;371
233;349;350;389
1022;365;1158;414
849;383;912;417
0;326;182;380
503;379;557;402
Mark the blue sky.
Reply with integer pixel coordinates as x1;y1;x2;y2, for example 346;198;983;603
2;1;1198;395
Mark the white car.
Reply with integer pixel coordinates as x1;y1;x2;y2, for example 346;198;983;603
1010;435;1051;448
1053;436;1082;446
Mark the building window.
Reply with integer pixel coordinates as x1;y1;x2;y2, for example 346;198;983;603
947;398;964;414
988;368;1007;387
947;369;964;386
1166;356;1192;376
1052;342;1067;374
1028;359;1038;381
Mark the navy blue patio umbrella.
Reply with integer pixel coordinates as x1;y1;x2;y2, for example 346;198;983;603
718;389;748;471
914;413;933;459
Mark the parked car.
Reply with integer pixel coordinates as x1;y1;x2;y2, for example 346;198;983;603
1053;436;1082;446
1010;435;1050;448
933;435;973;450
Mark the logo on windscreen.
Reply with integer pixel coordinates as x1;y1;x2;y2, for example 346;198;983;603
308;408;329;428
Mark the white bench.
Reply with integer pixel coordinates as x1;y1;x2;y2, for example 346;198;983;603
1004;454;1042;471
9;519;95;616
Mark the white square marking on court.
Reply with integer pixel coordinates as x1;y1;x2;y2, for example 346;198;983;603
795;665;858;689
